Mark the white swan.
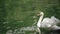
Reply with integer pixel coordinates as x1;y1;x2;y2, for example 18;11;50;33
37;12;60;34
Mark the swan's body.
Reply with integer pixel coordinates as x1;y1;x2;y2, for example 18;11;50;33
39;18;51;28
37;12;60;34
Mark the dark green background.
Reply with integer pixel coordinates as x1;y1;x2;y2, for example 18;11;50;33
0;0;60;34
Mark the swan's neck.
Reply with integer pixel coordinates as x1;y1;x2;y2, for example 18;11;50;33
38;15;44;23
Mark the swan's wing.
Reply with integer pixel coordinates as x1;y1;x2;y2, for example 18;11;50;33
51;16;60;22
51;16;60;25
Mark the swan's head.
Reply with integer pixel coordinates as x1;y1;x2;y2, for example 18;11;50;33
37;12;44;16
40;12;44;15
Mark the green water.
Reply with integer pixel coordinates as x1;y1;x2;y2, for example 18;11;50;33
0;0;60;34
